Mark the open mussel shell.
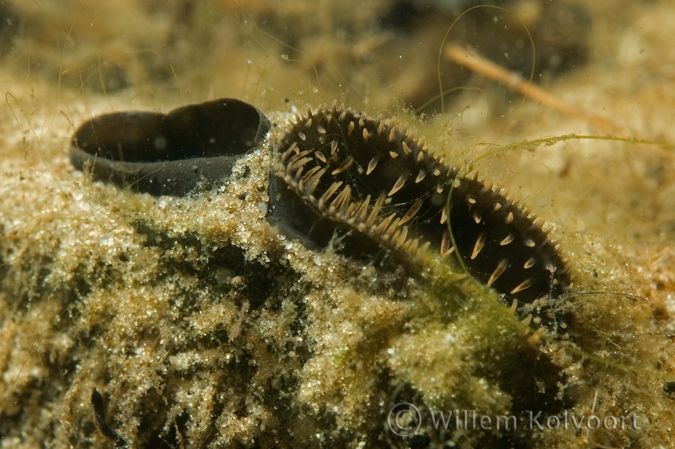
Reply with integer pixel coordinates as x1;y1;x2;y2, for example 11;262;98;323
70;98;271;196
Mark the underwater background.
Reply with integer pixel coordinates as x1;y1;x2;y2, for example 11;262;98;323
1;0;675;447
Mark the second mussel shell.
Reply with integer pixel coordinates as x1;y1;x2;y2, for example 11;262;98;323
70;98;271;196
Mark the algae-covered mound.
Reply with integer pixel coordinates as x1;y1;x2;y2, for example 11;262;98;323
1;98;674;448
3;0;675;447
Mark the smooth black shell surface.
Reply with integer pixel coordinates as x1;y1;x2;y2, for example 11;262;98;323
70;98;271;196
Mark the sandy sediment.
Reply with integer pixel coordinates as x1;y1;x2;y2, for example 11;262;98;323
2;0;675;448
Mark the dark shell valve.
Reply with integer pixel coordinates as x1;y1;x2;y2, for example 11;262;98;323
70;98;271;196
268;103;571;329
69;98;572;329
